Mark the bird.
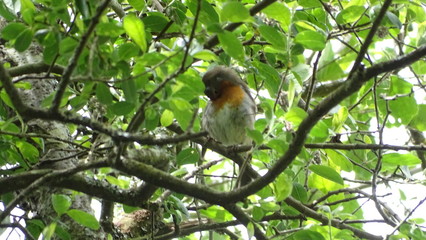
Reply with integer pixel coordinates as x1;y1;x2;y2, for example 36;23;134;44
201;66;256;185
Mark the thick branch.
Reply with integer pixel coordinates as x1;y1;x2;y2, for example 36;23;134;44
0;160;107;223
8;62;64;77
223;204;267;240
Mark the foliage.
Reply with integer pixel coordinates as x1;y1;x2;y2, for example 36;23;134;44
1;0;426;239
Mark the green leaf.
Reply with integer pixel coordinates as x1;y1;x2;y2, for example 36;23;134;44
21;8;35;25
144;107;160;130
317;62;345;81
382;153;421;166
117;42;140;60
332;106;348;132
252;206;264;221
187;0;219;25
1;22;27;40
386;11;402;29
284;107;307;128
41;223;57;240
59;37;78;55
220;1;251;23
15;28;33;52
246;129;263;145
142;14;170;32
295;30;326;51
0;1;16;20
336;5;366;24
389;77;412;95
170;98;192;111
260;201;280;212
20;0;36;12
110;101;135;115
218;31;244;61
325;149;353;172
128;0;145;11
412;60;426;75
122;79;137;103
52;194;72;216
193;50;220;61
258;25;286;51
247;222;255;239
1;91;14;109
123;14;147;52
105;175;129;188
298;0;322;8
291;182;308;203
294;230;326;240
169;195;190;218
266;139;287;155
67;209;100;230
26;219;44;239
75;0;90;19
389;96;418;125
410;104;426;131
96;83;113;105
252;61;281;96
160;109;174;127
311;120;330;139
168;1;187;25
262;2;291;31
200;205;233;222
309;165;344;185
273;173;293;201
16;141;39;163
177;148;199;166
123;204;139;213
96;22;125;37
54;225;71;240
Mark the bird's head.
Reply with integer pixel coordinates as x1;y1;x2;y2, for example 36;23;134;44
202;66;245;101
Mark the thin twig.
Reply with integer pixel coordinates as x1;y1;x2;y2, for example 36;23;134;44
304;51;322;111
388;196;426;237
348;0;392;78
51;0;111;112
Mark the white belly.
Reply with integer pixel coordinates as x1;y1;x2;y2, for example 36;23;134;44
203;99;255;146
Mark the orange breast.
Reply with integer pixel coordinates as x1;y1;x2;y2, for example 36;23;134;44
212;85;245;111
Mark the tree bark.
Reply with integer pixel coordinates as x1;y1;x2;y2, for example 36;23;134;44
0;19;105;239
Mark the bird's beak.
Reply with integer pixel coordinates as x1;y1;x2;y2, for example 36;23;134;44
204;86;218;100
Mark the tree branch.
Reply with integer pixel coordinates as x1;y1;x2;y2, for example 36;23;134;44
285;197;383;240
223;204;267;240
304;143;426;151
0;160;107;223
349;0;392;77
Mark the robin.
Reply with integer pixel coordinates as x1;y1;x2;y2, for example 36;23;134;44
201;66;256;185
